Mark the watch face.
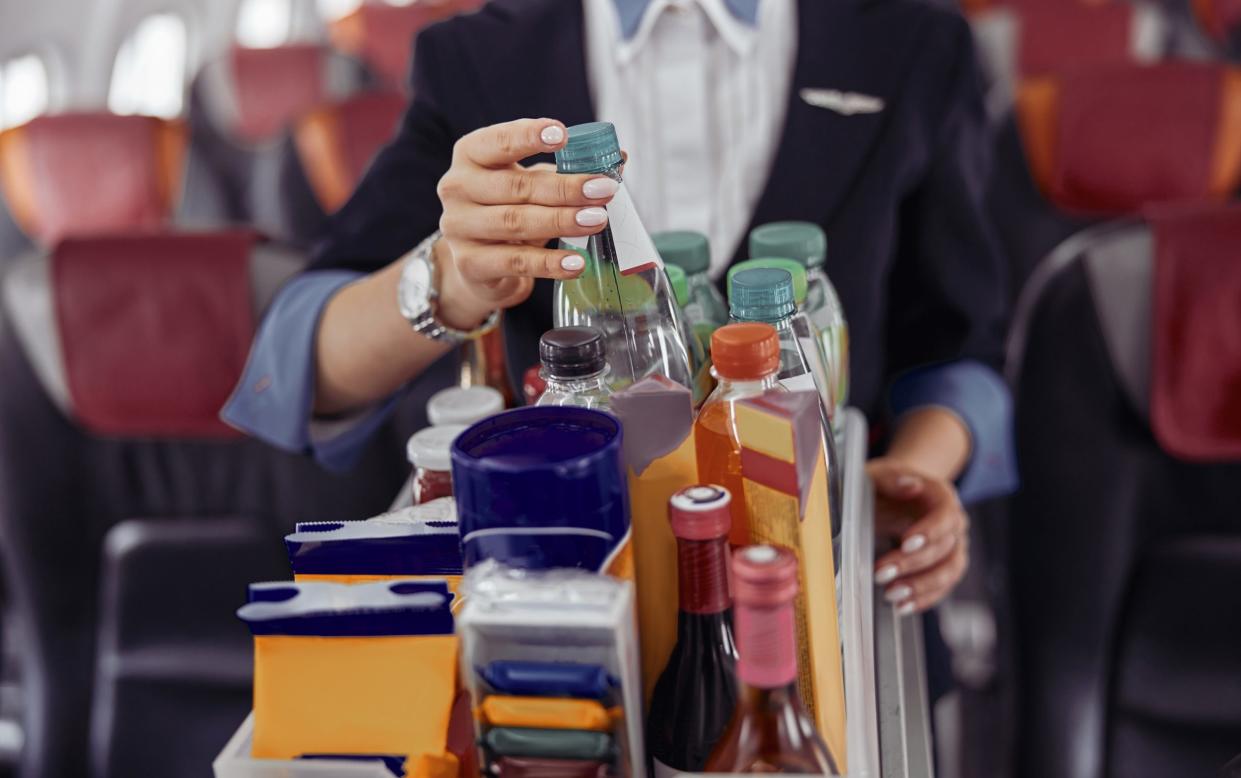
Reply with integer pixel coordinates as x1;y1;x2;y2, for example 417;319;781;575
400;254;434;320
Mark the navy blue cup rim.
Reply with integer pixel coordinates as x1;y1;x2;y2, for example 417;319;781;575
450;406;622;474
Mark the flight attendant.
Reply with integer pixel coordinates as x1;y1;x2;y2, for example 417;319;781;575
225;0;1015;683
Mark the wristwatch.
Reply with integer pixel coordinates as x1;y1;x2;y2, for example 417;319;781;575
397;230;499;343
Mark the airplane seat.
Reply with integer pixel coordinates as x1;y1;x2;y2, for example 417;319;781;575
1006;203;1241;778
1190;0;1241;57
970;1;1170;121
327;0;486;88
0;231;409;778
988;61;1241;301
0;114;189;264
185;44;368;245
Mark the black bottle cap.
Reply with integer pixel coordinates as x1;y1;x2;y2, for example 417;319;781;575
539;327;607;379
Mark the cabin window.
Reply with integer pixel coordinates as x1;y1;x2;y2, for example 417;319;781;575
236;0;293;48
316;0;363;21
0;54;51;131
107;13;188;118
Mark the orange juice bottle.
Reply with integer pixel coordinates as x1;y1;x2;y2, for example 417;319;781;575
694;323;785;546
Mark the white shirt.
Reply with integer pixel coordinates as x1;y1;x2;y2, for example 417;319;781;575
582;0;798;278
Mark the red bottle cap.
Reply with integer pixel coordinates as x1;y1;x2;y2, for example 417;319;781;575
710;323;780;380
668;485;732;540
732;544;799;608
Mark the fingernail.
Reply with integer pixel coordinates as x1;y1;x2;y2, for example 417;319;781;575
575;207;608;227
582;177;619;199
897;475;922;492
898;601;917;617
540;125;565;145
560;254;585;272
902;534;927;554
874;565;899;585
885;585;912;604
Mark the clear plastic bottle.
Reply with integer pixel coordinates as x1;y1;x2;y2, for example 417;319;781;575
728;258;834;423
729;268;843;560
553;122;692;394
694;323;786;547
749;221;849;415
534;326;613;411
654;230;729;349
665;264;713;406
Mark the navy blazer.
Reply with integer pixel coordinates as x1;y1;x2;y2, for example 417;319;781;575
309;0;1009;435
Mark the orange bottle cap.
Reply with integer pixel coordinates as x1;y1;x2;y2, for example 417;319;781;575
710;323;780;380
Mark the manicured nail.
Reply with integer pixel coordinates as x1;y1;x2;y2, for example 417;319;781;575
540;125;565;145
582;177;619;199
885;585;912;604
896;475;922;492
561;254;585;272
576;207;608;227
902;534;927;554
874;565;899;585
898;601;917;617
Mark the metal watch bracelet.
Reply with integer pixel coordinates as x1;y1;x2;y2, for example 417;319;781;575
397;230;500;343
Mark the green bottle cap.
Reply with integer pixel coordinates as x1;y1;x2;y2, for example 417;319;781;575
555;122;623;174
664;264;690;308
653;230;711;275
729;267;796;324
748;221;827;269
729;258;807;306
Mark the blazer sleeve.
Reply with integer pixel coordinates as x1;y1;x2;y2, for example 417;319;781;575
885;17;1017;502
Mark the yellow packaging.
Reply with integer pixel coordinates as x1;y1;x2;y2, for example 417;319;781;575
610;376;698;706
478;696;617;732
737;390;847;770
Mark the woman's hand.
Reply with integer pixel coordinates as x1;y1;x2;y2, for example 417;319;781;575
868;457;970;616
433;117;621;329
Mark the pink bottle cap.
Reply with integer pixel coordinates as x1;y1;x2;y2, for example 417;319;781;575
732;545;799;608
668;485;733;540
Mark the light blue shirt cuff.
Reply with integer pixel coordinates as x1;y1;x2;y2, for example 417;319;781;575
889;359;1018;504
221;270;399;473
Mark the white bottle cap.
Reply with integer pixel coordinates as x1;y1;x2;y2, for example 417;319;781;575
406;424;468;471
427;386;505;427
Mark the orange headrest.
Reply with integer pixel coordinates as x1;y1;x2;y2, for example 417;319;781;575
329;0;485;87
1192;0;1241;42
1016;63;1241;215
293;91;406;213
0;113;186;246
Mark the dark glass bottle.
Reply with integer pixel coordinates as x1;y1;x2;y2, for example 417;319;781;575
647;485;739;776
705;545;841;774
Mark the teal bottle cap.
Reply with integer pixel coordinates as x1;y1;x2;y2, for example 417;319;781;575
729;267;796;324
748;221;827;268
664;264;690;308
555;122;623;174
728;258;807;306
653;230;711;274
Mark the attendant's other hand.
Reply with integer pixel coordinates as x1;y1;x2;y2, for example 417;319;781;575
868;457;969;616
434;118;620;329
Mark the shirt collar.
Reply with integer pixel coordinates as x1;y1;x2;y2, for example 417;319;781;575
613;0;761;60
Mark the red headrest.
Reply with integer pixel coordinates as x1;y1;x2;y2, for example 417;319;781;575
1016;4;1145;77
1016;63;1241;215
0;114;186;246
293;91;405;213
229;44;331;142
329;0;485;87
1192;0;1241;41
963;0;1112;16
52;231;258;438
1149;204;1241;461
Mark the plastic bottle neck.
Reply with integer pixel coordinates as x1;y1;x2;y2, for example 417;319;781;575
711;372;782;395
543;369;610;394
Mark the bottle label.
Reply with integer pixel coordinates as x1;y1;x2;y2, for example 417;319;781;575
653;758;701;777
561;183;663;276
779;373;817;395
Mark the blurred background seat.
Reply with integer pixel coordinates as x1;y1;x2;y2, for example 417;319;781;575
1005;204;1241;778
0;230;410;778
185;43;367;244
986;61;1241;301
327;0;485;88
0;114;189;265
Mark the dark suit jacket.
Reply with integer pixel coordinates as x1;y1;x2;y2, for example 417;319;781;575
311;0;1009;424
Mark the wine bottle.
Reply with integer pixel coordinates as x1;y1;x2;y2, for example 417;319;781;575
646;485;739;776
704;545;841;774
